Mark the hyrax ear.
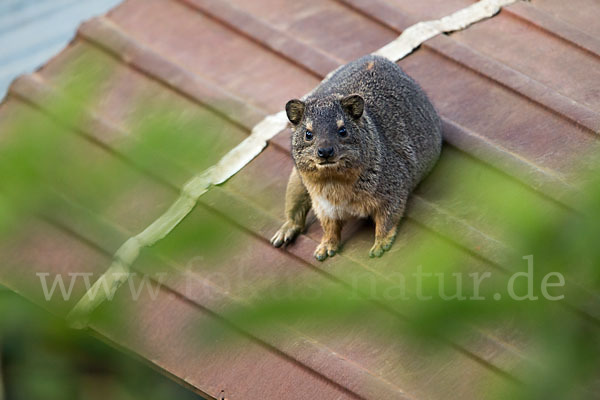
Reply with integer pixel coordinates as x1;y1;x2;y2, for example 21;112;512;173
340;94;364;120
285;99;305;125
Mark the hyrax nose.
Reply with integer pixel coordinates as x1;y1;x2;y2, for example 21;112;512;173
317;146;334;159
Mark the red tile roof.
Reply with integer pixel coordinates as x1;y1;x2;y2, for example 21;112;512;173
1;0;599;399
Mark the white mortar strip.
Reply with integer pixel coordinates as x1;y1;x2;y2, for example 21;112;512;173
374;0;517;60
67;0;518;328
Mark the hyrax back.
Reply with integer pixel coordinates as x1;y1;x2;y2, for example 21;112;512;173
271;55;442;260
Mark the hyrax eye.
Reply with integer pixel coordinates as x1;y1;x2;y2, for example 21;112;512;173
305;130;314;141
338;126;347;137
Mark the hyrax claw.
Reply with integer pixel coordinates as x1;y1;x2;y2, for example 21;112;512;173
369;244;384;258
314;241;338;261
271;221;301;248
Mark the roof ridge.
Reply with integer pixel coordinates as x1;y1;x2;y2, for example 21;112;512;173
504;1;600;59
177;0;345;78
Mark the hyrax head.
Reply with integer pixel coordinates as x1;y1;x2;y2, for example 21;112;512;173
286;94;366;179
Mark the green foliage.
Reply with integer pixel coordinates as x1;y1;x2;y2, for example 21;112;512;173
0;289;204;400
208;156;600;399
0;59;224;398
0;48;598;400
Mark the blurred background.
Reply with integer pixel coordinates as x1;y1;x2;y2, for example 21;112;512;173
0;0;122;100
1;0;208;399
0;286;206;400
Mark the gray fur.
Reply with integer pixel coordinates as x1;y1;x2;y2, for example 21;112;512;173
273;55;442;259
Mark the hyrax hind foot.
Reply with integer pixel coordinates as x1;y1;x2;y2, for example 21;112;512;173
271;221;302;248
369;227;397;258
314;241;339;261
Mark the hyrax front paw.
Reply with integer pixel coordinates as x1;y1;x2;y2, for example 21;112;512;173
369;229;397;258
271;221;302;248
314;241;339;261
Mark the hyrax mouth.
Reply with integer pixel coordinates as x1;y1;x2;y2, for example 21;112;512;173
316;159;340;168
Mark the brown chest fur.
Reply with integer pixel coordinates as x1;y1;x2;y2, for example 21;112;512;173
301;175;379;220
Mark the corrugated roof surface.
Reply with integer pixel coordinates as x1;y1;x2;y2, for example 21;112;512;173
1;0;599;399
